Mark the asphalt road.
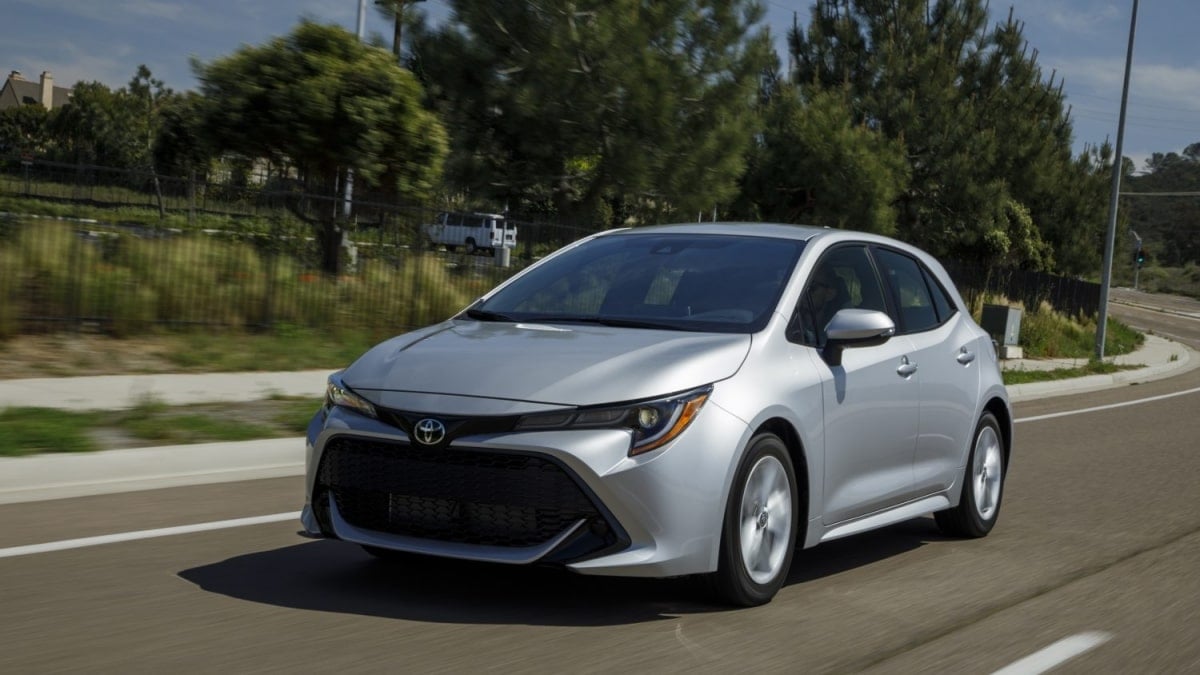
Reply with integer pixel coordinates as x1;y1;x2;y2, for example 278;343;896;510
3;294;1200;674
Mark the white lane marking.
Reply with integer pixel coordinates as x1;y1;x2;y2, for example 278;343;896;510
0;511;300;559
1016;385;1200;424
674;624;718;662
991;632;1112;675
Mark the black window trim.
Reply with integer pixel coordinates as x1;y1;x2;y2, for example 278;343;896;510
920;263;959;325
868;244;954;336
788;242;894;347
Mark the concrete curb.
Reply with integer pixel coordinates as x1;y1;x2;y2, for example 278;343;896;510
1111;297;1200;321
1006;334;1198;402
0;370;332;411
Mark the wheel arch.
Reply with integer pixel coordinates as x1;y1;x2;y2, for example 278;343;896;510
983;396;1013;471
753;417;810;543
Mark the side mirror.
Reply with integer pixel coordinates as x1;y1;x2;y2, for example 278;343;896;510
823;309;896;367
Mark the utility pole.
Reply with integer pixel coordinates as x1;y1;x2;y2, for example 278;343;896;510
378;0;426;59
342;0;367;220
1130;229;1143;291
1095;0;1139;361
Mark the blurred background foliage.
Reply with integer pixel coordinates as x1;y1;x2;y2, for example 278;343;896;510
1;0;1197;304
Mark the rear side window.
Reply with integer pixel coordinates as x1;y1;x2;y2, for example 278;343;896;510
873;248;939;334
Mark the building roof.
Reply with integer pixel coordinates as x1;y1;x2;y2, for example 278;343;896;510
0;72;73;110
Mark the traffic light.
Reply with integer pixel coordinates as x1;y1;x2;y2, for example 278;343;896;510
1134;247;1145;267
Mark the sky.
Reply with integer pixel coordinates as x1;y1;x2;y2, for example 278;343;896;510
2;0;1197;171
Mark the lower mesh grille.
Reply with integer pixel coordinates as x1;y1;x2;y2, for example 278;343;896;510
317;437;606;549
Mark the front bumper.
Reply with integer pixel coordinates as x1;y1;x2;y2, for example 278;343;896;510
301;400;750;578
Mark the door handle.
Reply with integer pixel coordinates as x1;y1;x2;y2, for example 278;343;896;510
897;356;918;378
957;347;976;365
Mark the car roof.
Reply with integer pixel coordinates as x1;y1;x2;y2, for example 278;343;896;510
603;222;826;241
599;222;923;249
596;223;945;267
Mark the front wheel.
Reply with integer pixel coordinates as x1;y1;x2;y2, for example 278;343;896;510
935;411;1005;537
710;433;798;606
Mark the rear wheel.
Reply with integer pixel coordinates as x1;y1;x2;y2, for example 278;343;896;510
464;238;477;254
710;433;798;606
935;412;1004;537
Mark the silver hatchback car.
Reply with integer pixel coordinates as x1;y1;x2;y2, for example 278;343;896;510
302;223;1012;605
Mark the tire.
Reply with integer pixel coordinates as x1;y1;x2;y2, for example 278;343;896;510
464;238;477;255
935;412;1005;538
710;433;799;606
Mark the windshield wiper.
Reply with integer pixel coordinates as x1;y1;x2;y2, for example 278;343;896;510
545;316;685;331
464;308;517;322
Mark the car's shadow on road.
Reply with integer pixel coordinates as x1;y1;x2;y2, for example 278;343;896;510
178;518;946;626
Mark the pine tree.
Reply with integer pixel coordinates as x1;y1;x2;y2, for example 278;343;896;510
788;0;1106;274
411;0;774;226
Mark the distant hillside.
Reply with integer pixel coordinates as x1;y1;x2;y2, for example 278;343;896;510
1124;145;1200;267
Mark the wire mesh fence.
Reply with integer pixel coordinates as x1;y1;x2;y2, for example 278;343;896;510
0;155;1100;338
0;156;601;338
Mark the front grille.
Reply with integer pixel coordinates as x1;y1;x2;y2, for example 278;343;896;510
316;437;610;550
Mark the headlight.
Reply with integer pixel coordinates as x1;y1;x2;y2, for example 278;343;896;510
515;386;712;456
325;374;377;419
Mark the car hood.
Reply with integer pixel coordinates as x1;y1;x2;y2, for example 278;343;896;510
341;320;751;407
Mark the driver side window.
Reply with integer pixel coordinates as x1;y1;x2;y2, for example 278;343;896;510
793;245;888;347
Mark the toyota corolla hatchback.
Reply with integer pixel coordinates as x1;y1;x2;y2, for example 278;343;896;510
302;223;1012;605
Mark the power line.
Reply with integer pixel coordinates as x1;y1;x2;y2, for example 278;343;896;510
1121;191;1200;197
1071;105;1199;127
1068;90;1200;115
1069;109;1199;134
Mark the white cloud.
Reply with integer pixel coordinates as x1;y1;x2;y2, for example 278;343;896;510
999;0;1123;36
8;0;232;30
119;0;187;21
6;39;136;89
1057;57;1200;111
1133;63;1200;110
11;0;183;23
1045;3;1122;35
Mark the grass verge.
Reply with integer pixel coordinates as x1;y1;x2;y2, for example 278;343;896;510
0;330;380;379
1002;360;1143;386
0;296;1153;456
0;397;321;457
0;407;106;455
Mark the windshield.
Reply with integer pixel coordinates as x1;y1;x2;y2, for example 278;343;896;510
472;233;804;333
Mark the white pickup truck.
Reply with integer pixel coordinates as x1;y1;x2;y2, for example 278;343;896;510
422;212;517;255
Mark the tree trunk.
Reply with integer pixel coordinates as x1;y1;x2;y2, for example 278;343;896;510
152;168;166;219
320;220;343;276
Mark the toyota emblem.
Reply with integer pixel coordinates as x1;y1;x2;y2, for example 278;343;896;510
413;418;447;446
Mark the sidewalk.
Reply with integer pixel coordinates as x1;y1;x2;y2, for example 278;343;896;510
1003;333;1196;401
1;335;1196;505
0;369;332;411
